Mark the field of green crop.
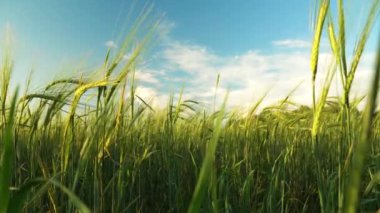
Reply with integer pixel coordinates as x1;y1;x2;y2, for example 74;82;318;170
0;0;380;212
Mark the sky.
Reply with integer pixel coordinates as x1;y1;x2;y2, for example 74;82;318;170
0;0;379;109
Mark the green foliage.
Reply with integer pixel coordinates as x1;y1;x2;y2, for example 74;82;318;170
0;88;18;212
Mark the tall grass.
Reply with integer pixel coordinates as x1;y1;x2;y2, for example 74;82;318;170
0;0;379;212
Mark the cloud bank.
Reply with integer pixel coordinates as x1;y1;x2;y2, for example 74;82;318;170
133;23;375;110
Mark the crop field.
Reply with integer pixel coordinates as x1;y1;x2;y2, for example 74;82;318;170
0;0;380;212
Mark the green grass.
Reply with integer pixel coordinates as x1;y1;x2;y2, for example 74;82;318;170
0;1;380;212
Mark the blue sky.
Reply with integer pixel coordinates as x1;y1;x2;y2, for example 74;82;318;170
0;0;379;107
154;0;312;54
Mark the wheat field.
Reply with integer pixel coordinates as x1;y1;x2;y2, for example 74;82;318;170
1;0;380;212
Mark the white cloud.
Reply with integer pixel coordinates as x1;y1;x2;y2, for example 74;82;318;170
135;86;168;108
273;39;310;48
163;42;218;73
136;40;375;110
131;19;374;110
105;40;117;49
157;19;176;41
136;86;157;100
135;70;159;84
160;42;312;105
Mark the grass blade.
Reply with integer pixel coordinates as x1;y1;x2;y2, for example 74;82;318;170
311;0;329;109
343;33;380;213
187;92;229;213
48;179;91;213
0;88;18;212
